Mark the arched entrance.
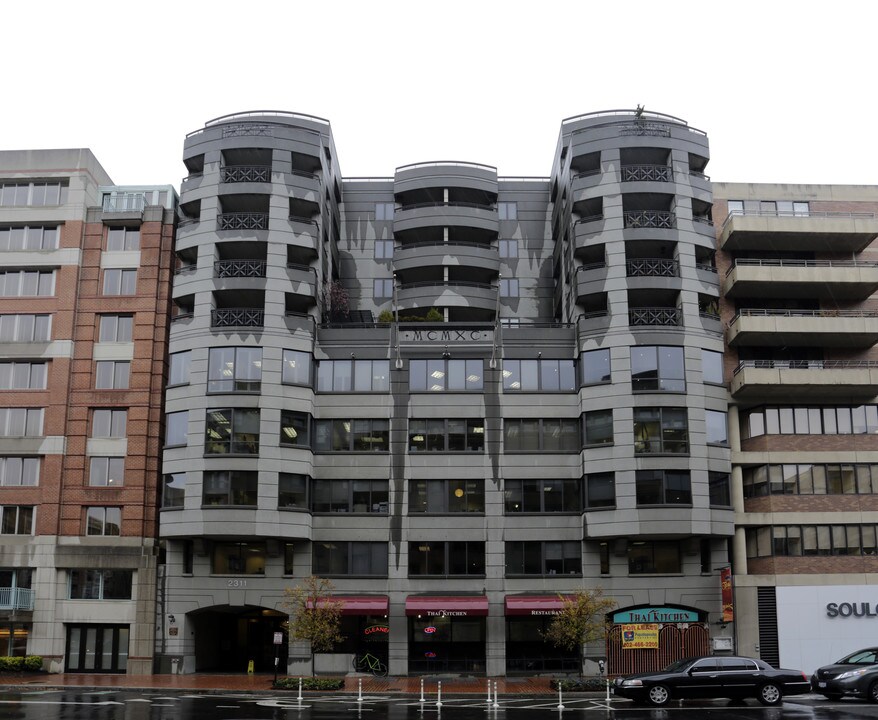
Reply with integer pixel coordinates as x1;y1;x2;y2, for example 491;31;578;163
190;605;287;672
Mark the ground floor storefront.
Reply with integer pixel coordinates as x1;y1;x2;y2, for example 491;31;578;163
160;592;724;677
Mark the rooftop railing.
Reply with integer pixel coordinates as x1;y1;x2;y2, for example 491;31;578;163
395;160;497;173
102;194;146;212
396;201;497;212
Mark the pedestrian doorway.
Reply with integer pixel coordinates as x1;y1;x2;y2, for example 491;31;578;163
65;624;129;672
190;605;287;672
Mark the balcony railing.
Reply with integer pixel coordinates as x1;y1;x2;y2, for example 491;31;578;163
215;260;266;278
175;264;197;275
221;165;272;183
217;212;269;230
734;308;878;320
211;308;265;328
629;307;682;326
726;258;878;276
0;587;34;611
621;164;673;182
398;280;494;291
734;359;878;375
624;211;675;229
396;201;496;212
619;122;672;138
626;258;679;277
102;194;146;212
721;209;876;233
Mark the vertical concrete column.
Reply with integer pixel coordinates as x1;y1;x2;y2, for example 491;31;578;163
728;405;748;574
388;602;408;676
485;603;505;676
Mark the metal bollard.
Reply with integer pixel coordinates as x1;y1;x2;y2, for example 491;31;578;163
419;677;425;702
436;679;442;708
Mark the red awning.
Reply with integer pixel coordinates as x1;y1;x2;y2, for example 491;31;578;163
307;596;389;616
405;596;489;617
504;595;573;616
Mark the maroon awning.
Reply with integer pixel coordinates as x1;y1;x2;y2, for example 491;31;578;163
504;595;573;616
306;595;389;616
405;595;489;617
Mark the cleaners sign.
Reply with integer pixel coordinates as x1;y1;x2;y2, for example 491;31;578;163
621;624;659;649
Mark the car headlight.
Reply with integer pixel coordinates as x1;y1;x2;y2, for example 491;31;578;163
621;679;643;687
836;668;870;680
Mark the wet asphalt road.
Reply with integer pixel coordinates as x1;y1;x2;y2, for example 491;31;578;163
2;690;878;719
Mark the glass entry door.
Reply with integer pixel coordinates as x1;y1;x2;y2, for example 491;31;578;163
65;625;129;673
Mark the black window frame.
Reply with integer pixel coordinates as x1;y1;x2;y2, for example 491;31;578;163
316;359;390;393
408;418;485;453
312;479;389;514
204;408;260;455
410;358;484;392
501;358;575;392
585;472;615;509
407;541;485;577
313;541;388;577
504;418;580;453
635;470;692;506
202;470;258;507
630;345;685;393
409;479;485;514
207;347;262;394
504;478;581;513
313;418;389;452
633;407;689;454
505;540;582;576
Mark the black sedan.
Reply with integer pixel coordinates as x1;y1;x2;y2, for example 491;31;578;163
613;655;811;706
811;647;878;701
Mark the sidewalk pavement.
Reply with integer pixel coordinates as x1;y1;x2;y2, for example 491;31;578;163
0;672;570;696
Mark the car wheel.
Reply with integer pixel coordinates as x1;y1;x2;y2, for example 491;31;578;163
647;684;671;707
869;681;878;703
757;682;782;706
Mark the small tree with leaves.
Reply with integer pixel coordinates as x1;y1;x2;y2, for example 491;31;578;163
323;280;350;323
283;576;345;676
543;589;616;677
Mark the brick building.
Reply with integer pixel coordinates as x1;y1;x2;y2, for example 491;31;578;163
0;150;175;673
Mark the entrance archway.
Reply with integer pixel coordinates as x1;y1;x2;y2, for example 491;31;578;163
190;605;287;672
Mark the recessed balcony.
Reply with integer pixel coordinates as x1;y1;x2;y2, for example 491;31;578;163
624;210;676;230
397;280;497;313
621;164;673;183
393;240;499;275
628;307;682;327
214;260;266;279
217;212;269;231
575;263;608;298
393;202;499;235
724;259;878;300
221;165;271;183
626;258;679;278
727;309;878;347
731;360;878;400
211;308;265;328
719;210;878;252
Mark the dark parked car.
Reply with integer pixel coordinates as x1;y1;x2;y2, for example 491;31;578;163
613;655;811;707
811;647;878;701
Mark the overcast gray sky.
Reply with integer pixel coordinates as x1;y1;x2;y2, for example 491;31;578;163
4;0;874;187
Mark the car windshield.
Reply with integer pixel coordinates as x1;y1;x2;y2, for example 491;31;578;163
664;658;697;672
839;649;878;665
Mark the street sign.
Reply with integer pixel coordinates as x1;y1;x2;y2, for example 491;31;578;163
273;632;284;645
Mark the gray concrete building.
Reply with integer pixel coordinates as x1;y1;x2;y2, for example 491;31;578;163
159;109;735;677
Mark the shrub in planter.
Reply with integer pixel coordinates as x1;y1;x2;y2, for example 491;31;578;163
0;656;24;672
24;656;43;671
550;677;606;692
274;677;344;691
